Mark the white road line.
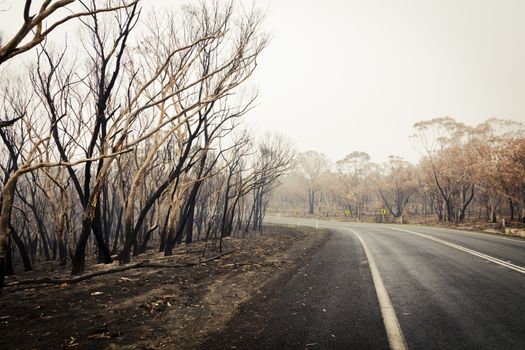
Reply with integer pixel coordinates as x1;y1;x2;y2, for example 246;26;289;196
347;228;408;350
391;228;525;274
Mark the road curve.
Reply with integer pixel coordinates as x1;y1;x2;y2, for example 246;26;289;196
204;217;525;349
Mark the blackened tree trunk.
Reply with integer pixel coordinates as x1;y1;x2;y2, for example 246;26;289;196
135;225;157;255
111;207;123;255
458;185;475;222
9;224;32;271
93;201;112;264
184;205;195;245
71;211;96;275
446;199;454;222
4;237;13;276
165;179;203;254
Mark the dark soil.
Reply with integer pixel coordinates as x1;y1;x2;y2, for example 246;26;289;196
0;226;329;350
198;229;389;350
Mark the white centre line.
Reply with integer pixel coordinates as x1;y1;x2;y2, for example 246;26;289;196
347;228;408;350
391;228;525;274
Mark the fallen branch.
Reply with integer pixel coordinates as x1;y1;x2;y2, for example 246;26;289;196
6;249;235;288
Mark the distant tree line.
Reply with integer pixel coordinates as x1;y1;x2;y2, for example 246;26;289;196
272;117;525;225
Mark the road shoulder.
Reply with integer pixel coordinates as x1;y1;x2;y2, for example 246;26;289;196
199;229;389;349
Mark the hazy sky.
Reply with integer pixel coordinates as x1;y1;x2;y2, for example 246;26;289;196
2;0;525;163
249;0;525;163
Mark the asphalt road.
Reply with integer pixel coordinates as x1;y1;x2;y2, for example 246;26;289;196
205;217;525;349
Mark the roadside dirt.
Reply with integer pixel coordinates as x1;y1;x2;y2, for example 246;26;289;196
409;221;525;238
0;226;329;350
